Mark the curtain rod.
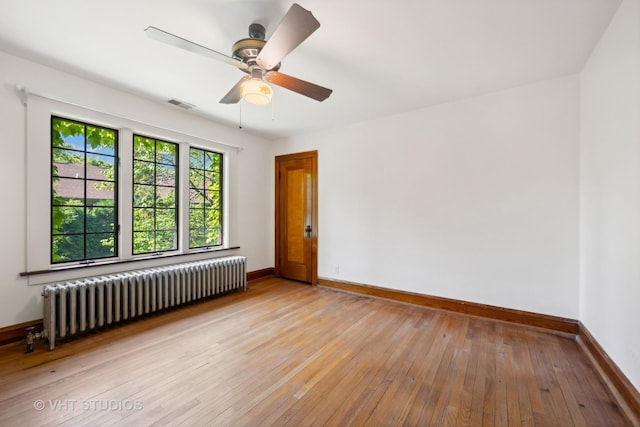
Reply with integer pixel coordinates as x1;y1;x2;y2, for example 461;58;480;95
14;84;243;152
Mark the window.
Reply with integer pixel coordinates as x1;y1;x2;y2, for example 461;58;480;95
189;147;223;249
29;99;236;278
132;135;179;254
51;117;118;263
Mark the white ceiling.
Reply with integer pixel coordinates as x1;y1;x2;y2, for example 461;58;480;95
0;0;621;140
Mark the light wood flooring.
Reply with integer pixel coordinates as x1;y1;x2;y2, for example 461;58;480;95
0;277;631;426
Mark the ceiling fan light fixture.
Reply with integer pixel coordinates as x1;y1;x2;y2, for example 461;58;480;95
241;78;273;105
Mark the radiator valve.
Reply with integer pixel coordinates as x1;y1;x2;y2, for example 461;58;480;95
25;327;45;354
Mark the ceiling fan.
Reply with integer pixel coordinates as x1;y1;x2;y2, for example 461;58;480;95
145;3;332;106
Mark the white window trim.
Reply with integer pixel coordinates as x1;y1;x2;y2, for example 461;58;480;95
25;92;239;286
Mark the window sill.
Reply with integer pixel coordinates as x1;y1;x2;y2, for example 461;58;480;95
20;246;240;277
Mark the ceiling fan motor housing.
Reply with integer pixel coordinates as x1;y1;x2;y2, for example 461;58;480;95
232;24;281;73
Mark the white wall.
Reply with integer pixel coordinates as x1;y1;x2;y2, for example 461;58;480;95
0;51;273;328
580;0;640;389
274;76;580;318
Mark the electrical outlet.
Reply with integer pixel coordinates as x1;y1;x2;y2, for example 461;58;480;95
334;265;340;275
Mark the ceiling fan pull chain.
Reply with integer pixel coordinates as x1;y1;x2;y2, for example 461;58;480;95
271;95;275;121
239;101;243;129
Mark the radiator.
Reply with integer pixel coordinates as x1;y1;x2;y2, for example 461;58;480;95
41;256;246;350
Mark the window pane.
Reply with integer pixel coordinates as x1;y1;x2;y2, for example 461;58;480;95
189;208;204;230
156;141;177;165
156;231;176;251
189;149;204;169
203;152;222;171
133;231;154;254
156;164;175;186
207;209;221;226
86;233;115;258
156;208;176;230
189;168;204;189
53;178;84;201
133;160;154;184
52;206;84;234
207;172;220;191
211;153;221;172
133;136;155;161
133;208;154;231
134;184;155;208
87;179;115;202
157;187;176;208
86;207;115;233
86;126;116;155
52;234;84;263
206;228;221;246
205;190;220;209
204;152;214;170
189;189;204;205
189;229;205;248
87;153;115;182
52;148;85;177
52;118;85;149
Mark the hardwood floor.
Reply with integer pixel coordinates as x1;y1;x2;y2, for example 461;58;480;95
0;277;631;426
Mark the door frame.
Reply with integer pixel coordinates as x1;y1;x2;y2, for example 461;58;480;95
274;150;318;285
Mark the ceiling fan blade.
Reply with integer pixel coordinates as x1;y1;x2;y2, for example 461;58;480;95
220;76;250;104
265;71;332;102
256;3;320;70
145;26;248;70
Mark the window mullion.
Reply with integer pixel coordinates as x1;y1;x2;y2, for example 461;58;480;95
83;124;89;260
119;128;134;260
178;142;191;254
153;141;158;252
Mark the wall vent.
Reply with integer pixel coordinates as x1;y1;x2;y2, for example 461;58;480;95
168;98;195;110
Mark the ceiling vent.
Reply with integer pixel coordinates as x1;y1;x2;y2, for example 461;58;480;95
167;98;195;110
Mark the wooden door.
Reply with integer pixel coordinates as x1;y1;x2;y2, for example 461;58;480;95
275;151;317;284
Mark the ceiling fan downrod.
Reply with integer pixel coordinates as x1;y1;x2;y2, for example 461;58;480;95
248;23;266;40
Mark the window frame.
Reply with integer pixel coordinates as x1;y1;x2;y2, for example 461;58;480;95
132;134;180;256
25;95;239;285
50;116;119;264
189;146;224;250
